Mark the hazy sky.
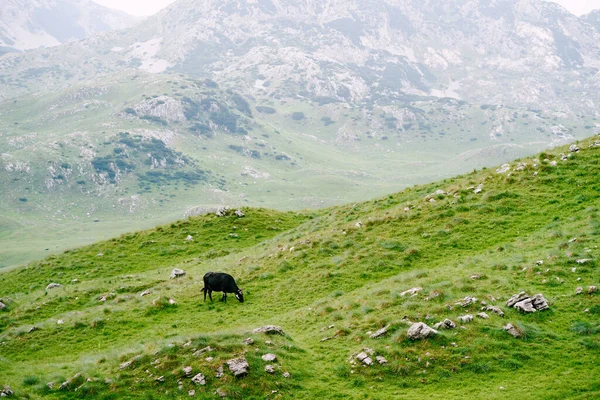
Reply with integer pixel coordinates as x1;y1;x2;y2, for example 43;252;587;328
92;0;600;17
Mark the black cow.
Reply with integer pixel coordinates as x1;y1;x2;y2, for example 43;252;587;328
202;272;244;303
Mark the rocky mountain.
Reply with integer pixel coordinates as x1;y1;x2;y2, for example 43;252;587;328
0;0;135;53
2;0;600;114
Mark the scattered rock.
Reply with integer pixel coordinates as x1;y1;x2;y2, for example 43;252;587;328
474;184;483;194
433;319;456;330
27;326;38;334
282;371;291;378
589;286;598;294
252;325;284;335
458;315;474;323
576;259;592;264
355;352;373;366
376;355;388;365
46;283;62;290
216;388;227;398
193;346;213;357
216;365;224;378
457;296;477;307
504;323;522;338
168;298;177;305
227;357;249;377
235;209;245;218
46;382;54;390
120;361;132;370
265;340;273;346
570;144;580;153
189;390;195;396
477;312;489;319
407;322;438;340
400;287;422;297
156;376;165;383
1;386;13;397
355;221;363;228
508;293;549;313
496;164;510;174
191;373;205;385
57;320;64;325
59;381;69;390
170;268;186;279
265;365;275;374
183;366;193;377
549;160;557;167
261;353;277;362
205;357;214;362
576;287;583;295
0;301;5;310
469;274;482;280
216;207;230;217
243;338;254;345
320;337;332;342
483;306;505;317
140;290;151;297
185;235;194;241
369;326;389;339
425;291;441;301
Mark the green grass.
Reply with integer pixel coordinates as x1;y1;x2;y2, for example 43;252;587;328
1;137;600;398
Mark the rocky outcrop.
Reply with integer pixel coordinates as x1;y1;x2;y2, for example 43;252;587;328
458;315;474;323
369;326;389;338
355;351;373;366
457;296;477;307
482;306;505;317
191;373;206;385
170;268;186;279
46;283;62;290
227;357;249;377
407;323;438;340
400;287;422;297
504;323;522;338
507;292;549;312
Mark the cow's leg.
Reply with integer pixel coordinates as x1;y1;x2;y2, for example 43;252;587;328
208;290;213;302
203;287;207;302
221;293;227;302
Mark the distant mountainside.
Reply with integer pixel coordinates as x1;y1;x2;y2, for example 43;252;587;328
584;9;600;32
0;0;135;52
1;0;600;114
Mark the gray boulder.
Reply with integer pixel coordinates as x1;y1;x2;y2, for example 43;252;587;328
46;283;62;290
458;315;474;323
407;322;438;340
483;306;505;317
513;294;549;313
504;323;522;338
369;326;389;338
457;296;478;307
265;365;275;374
1;386;13;397
506;292;530;307
170;268;186;279
227;357;249;377
589;286;598;294
183;366;193;377
261;353;277;362
235;209;245;218
477;312;490;319
433;319;456;330
355;352;373;366
0;301;5;310
191;373;206;385
252;325;284;335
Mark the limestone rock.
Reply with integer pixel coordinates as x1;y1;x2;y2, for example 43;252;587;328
510;293;549;313
216;365;224;378
407;322;438;340
155;376;165;383
193;346;212;357
369;326;389;338
261;353;277;362
477;312;489;319
457;296;477;307
185;235;194;241
576;287;583;295
474;184;483;194
189;390;195;396
252;325;284;335
227;357;249;377
120;360;133;370
589;286;598;294
191;373;205;385
59;381;70;390
216;207;230;217
400;287;422;297
183;366;193;377
235;209;245;218
355;352;373;366
496;164;510;174
376;355;388;365
140;290;151;297
46;283;62;290
506;292;529;308
504;323;522;338
576;259;592;264
458;315;474;323
433;319;456;330
483;306;505;317
170;268;186;279
243;338;254;345
265;365;275;374
216;388;227;398
570;144;580;153
1;386;13;397
0;301;6;310
282;372;291;378
355;221;363;228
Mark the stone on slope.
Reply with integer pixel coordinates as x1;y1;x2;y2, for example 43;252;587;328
183;366;193;377
0;301;5;310
369;326;389;338
400;287;423;297
504;323;522;338
243;338;254;345
185;235;193;241
576;287;583;295
483;306;505;317
512;293;549;313
477;312;489;319
457;296;477;307
46;283;62;290
376;356;388;365
506;292;530;307
1;386;13;397
235;209;245;217
227;357;249;377
265;365;275;374
407;323;438;340
458;315;474;323
355;352;373;366
261;353;277;362
252;325;284;335
170;268;186;279
589;286;598;294
433;319;456;330
191;373;206;385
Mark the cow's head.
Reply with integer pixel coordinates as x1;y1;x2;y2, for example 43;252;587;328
235;289;244;303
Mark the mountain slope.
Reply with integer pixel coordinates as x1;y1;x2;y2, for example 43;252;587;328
0;135;599;398
0;0;135;52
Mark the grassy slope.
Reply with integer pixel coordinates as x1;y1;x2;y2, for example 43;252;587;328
1;137;600;399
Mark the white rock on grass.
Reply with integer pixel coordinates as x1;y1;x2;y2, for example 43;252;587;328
46;283;62;290
0;301;5;310
376;355;388;365
458;315;474;323
407;322;438;340
227;357;249;377
589;286;598;294
265;365;275;374
355;352;373;366
504;323;522;338
252;325;284;335
400;287;422;297
369;326;389;338
496;164;510;174
183;366;193;377
261;353;277;362
170;268;186;279
235;209;245;218
477;312;489;319
508;293;550;313
482;306;505;317
576;287;583;295
457;296;477;307
185;235;193;241
191;373;206;385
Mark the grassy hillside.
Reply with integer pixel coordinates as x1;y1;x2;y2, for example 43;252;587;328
2;70;597;269
1;136;600;399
